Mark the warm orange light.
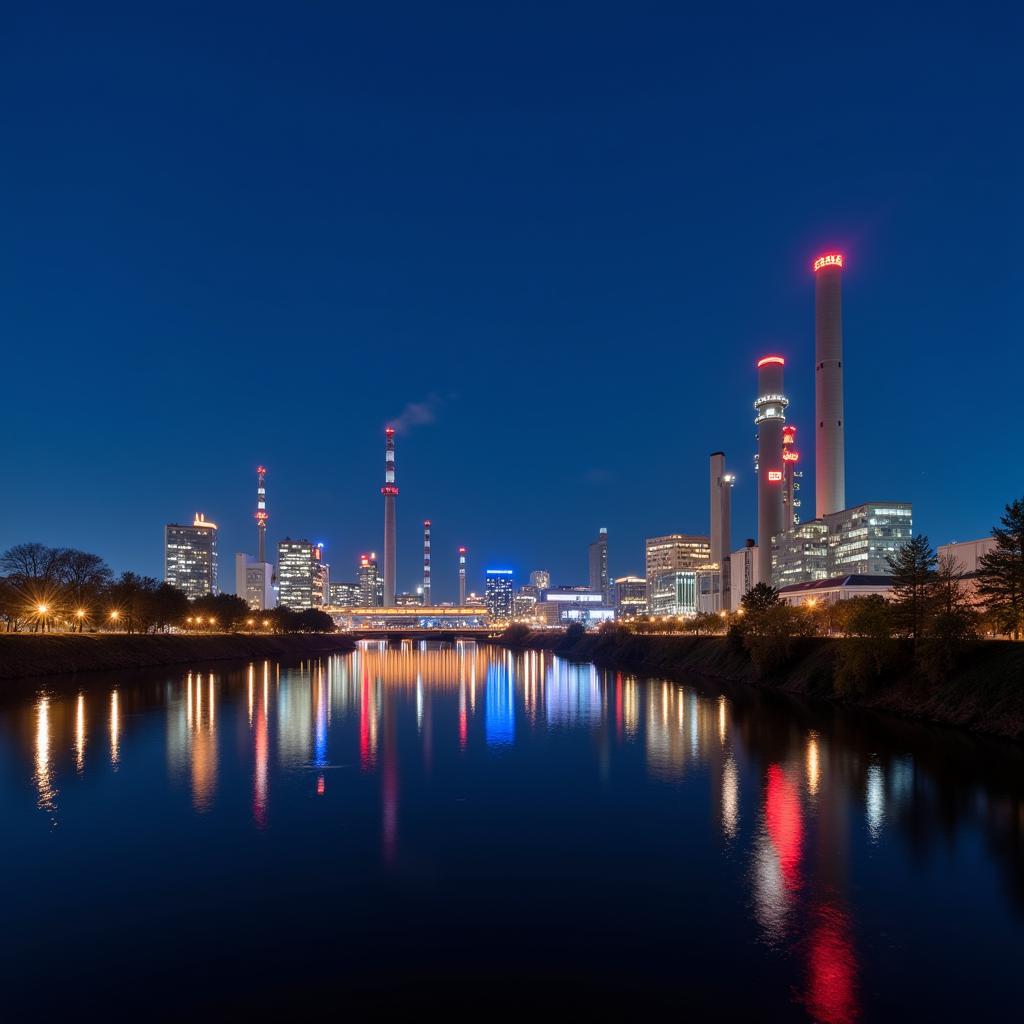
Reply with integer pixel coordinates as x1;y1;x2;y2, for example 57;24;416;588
36;603;49;615
757;355;785;368
76;609;86;618
783;451;799;462
768;470;783;482
813;253;843;272
109;610;119;620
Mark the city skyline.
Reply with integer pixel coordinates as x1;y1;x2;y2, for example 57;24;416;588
2;4;1020;595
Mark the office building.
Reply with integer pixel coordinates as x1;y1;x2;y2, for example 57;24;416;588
529;569;551;591
771;520;830;589
513;591;538;621
536;587;613;626
235;552;274;610
645;535;711;591
484;569;515;620
588;528;610;604
825;502;913;576
396;591;423;607
650;571;698;618
329;581;361;607
164;514;219;599
358;553;382;607
277;539;328;610
755;355;788;583
614;576;648;619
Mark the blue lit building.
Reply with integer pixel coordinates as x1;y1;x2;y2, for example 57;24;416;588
484;569;515;620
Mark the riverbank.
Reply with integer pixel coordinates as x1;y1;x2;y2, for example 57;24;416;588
500;631;1024;741
0;633;356;680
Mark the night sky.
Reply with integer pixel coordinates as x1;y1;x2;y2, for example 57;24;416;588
2;2;1020;599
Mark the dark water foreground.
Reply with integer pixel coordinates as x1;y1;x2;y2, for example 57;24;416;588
1;642;1021;1019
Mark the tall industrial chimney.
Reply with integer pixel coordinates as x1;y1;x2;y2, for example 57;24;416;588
422;520;432;606
755;356;788;584
782;425;800;531
458;547;466;605
709;452;734;566
814;252;845;518
255;465;268;563
381;427;398;606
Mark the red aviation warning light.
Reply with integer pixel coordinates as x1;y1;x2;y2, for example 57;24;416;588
385;426;395;436
813;253;844;272
783;450;799;462
758;355;785;368
381;484;399;496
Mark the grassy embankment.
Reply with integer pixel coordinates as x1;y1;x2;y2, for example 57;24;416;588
501;630;1024;741
0;633;356;681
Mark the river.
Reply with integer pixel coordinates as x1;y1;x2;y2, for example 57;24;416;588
1;641;1021;1018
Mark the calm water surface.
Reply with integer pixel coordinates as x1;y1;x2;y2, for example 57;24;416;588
1;642;1022;1018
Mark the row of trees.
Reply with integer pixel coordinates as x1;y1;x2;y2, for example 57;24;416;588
0;543;335;634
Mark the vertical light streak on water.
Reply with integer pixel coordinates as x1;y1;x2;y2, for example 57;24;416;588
75;693;86;772
807;732;821;798
35;696;56;813
866;764;885;841
110;690;120;767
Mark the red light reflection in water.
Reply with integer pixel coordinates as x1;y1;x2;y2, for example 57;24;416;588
806;902;859;1024
359;665;375;770
316;775;325;796
765;764;803;890
253;690;268;828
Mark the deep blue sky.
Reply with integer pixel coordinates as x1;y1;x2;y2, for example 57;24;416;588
2;2;1021;598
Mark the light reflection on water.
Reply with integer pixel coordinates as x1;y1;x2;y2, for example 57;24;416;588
5;641;1023;1019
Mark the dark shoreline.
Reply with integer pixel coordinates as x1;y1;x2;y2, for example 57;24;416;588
0;633;356;681
498;631;1024;742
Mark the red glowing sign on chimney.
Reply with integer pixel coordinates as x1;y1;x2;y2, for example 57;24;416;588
813;253;843;272
767;470;783;482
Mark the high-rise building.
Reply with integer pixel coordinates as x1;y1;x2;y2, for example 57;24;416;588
381;427;398;605
484;569;514;620
613;576;648;619
825;502;913;576
814;252;846;519
235;552;274;610
755;355;788;584
771;520;829;589
277;539;328;610
588;528;610;603
650;571;698;617
529;569;551;591
645;535;711;591
329;581;361;607
164;514;219;599
358;553;382;607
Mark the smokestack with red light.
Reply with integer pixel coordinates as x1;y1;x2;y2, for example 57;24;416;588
458;547;466;605
423;520;432;606
814;252;845;517
381;427;398;606
255;465;268;563
782;425;800;531
755;356;788;584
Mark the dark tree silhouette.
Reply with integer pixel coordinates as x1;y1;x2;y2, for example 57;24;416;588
977;497;1024;639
